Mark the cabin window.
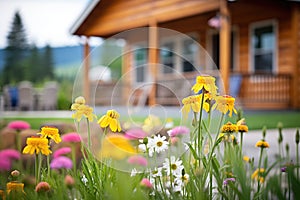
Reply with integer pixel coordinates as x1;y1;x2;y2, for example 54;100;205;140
160;42;175;73
134;47;148;82
251;21;276;73
182;38;198;72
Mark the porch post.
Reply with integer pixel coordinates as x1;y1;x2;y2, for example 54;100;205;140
122;43;132;104
219;0;231;94
83;37;90;104
148;21;158;105
291;4;300;109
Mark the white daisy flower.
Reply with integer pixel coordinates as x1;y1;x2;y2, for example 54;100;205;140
151;167;163;178
174;173;190;187
147;134;169;155
130;168;138;177
162;156;184;176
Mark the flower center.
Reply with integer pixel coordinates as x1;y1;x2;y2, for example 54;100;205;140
171;164;177;170
156;141;163;147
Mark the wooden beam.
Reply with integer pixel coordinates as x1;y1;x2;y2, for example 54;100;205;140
122;43;132;105
219;0;231;94
291;4;300;109
148;22;158;106
83;37;91;104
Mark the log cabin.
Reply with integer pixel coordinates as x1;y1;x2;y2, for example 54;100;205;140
70;0;300;110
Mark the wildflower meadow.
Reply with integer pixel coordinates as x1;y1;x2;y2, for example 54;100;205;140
0;75;300;200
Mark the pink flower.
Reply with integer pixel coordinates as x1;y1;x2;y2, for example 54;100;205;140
0;149;20;171
0;158;11;171
7;120;30;130
167;126;190;137
170;137;180;145
127;155;148;166
53;147;72;158
62;132;82;143
124;128;147;140
64;175;75;187
140;178;153;189
0;149;21;160
50;156;73;169
35;181;51;192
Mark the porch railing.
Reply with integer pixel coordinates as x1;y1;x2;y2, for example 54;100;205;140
238;73;292;109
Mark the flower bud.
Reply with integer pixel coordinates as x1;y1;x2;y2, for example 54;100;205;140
35;182;51;193
11;170;20;178
296;129;299;144
277;122;283;144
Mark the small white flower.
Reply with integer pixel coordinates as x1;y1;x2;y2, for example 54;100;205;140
151;167;163;178
163;156;184;176
147;134;169;155
131;168;138;177
81;175;88;185
174;173;190;187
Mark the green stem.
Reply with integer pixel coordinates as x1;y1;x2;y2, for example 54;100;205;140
87;118;91;150
297;144;299;179
47;155;50;177
257;148;264;194
197;90;205;166
240;132;244;154
71;144;77;173
35;154;38;184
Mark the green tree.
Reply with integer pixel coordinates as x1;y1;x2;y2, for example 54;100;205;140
41;44;54;80
2;11;29;85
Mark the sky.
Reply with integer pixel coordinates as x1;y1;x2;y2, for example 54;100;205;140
0;0;101;48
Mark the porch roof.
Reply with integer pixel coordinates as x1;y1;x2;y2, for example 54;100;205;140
70;0;220;38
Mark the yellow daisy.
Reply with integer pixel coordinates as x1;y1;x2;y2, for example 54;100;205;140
221;121;238;133
181;94;209;118
212;95;237;117
98;110;122;132
255;140;270;148
251;168;265;183
38;126;61;144
72;104;97;122
23;136;52;156
191;75;218;95
237;118;249;133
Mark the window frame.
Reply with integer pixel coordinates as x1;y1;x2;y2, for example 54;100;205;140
249;19;278;74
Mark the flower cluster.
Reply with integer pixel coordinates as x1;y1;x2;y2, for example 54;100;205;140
71;96;97;122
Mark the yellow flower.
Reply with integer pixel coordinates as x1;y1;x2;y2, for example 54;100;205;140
72;104;97;122
212;95;237;117
255;140;270;148
191;75;218;95
237;118;248;133
6;181;24;194
99;134;136;160
38;126;61;144
181;94;210;118
142;114;161;133
22;136;52;156
251;168;265;183
243;156;250;163
74;96;85;104
98;110;121;132
221;122;238;133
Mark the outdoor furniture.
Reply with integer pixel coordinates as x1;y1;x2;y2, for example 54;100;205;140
18;81;34;111
40;81;58;110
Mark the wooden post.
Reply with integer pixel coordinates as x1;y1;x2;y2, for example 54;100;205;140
219;0;231;94
291;4;300;109
83;37;90;104
148;22;158;105
122;43;132;104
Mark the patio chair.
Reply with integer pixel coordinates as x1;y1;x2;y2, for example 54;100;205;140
40;81;58;110
18;81;34;111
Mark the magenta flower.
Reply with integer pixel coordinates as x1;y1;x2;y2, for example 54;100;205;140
7;120;30;131
0;149;21;160
167;126;190;137
62;132;82;143
53;147;72;158
140;178;153;189
223;177;236;186
125;128;147;140
50;156;73;169
127;155;148;166
0;149;20;171
0;158;11;171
